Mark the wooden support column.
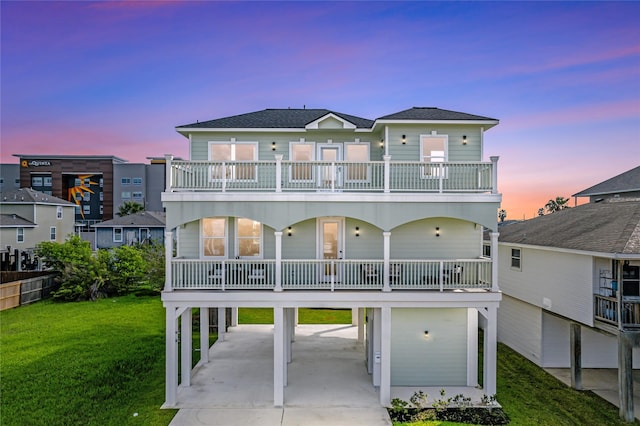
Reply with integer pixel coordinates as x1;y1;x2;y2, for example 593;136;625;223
180;308;192;387
570;323;582;390
200;307;209;364
618;332;634;422
164;306;178;407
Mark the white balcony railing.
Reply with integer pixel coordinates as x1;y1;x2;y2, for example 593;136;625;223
167;157;498;194
170;258;493;291
594;294;640;329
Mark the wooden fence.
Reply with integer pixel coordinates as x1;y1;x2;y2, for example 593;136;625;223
0;272;58;311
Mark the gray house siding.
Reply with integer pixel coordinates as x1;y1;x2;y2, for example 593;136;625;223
95;226;164;249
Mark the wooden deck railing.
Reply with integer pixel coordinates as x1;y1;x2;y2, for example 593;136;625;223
170;258;493;291
594;294;640;328
167;157;498;194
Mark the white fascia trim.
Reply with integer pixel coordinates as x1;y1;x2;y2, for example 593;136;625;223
162;192;502;204
176;127;376;135
497;241;640;260
372;120;499;131
305;113;357;130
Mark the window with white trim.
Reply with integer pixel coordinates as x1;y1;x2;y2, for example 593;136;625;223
121;191;131;200
202;217;226;257
56;206;63;219
345;143;370;182
50;226;56;241
420;134;448;177
133;177;143;185
83;205;90;215
17;228;24;243
209;142;258;181
44;177;52;186
121;177;131;185
31;176;43;187
289;142;315;181
236;218;262;258
511;248;522;270
132;191;143;200
113;228;123;242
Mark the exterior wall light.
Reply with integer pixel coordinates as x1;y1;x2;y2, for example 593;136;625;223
355;226;360;237
380;140;384;148
462;135;467;145
402;135;406;145
287;227;292;237
272;142;276;151
424;330;430;339
435;227;440;237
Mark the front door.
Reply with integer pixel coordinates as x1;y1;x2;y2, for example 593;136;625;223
318;218;344;282
317;144;342;190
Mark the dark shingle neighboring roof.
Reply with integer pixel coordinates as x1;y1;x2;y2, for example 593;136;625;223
573;166;640;197
92;211;166;228
498;199;640;254
0;188;74;206
0;213;36;227
377;107;498;122
177;109;375;129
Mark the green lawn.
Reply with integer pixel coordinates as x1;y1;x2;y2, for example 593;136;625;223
1;297;636;425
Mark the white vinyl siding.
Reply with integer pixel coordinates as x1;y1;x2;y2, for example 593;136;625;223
497;295;542;365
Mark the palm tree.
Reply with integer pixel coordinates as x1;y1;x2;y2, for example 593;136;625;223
544;196;571;214
537;208;545;217
498;209;507;223
117;201;144;217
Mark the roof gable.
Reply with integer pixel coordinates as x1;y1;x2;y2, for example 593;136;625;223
376;107;498;122
0;188;74;206
305;113;357;130
93;211;166;228
0;213;36;227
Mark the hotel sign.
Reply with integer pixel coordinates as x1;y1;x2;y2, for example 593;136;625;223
21;160;52;167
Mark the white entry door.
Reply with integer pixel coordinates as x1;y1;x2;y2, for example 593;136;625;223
317;144;342;190
318;218;344;282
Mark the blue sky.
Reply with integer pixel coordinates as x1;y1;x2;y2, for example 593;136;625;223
1;1;639;218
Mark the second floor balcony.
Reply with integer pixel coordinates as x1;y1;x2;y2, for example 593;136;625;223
166;156;499;194
594;294;640;330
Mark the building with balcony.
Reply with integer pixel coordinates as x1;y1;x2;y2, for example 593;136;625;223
495;195;640;421
161;107;503;409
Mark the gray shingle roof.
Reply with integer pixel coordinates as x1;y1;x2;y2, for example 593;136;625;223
376;107;498;122
573;166;640;197
497;199;640;254
0;188;74;206
0;213;36;227
178;109;375;129
92;211;166;228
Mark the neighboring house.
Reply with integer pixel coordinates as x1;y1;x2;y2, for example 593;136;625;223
161;107;503;409
91;211;165;249
495;198;640;421
0;188;75;270
573;165;640;203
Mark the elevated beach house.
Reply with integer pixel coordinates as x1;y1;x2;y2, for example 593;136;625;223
161;107;502;408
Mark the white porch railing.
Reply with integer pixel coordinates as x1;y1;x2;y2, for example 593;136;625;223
170;258;492;291
168;158;497;194
594;294;640;329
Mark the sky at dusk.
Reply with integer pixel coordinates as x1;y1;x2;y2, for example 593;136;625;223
1;1;639;220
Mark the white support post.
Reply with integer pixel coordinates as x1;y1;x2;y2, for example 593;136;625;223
274;307;285;407
218;307;226;342
165;306;178;407
372;308;381;386
165;154;173;193
490;156;499;195
490;232;499;292
180;308;192;387
383;232;391;292
380;306;391;407
231;307;238;327
275;231;283;292
383;156;391;193
467;308;478;386
352;308;358;325
483;305;498;396
358;308;365;343
200;307;209;364
275;155;283;193
164;230;173;292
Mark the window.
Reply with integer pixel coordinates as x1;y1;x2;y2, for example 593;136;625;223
75;206;81;214
209;142;258;180
420;134;448;177
56;206;63;219
511;248;522;270
17;228;24;243
31;176;43;187
99;178;103;188
84;178;90;185
75;178;81;186
236;218;262;258
133;177;143;185
83;205;90;215
83;192;90;201
15;178;20;185
99;205;104;215
132;191;143;200
50;227;56;241
121;191;131;200
202;218;226;257
290;142;315;181
44;177;52;186
121;177;131;186
483;243;491;258
100;192;104;201
43;190;52;195
113;228;123;242
345;143;370;182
